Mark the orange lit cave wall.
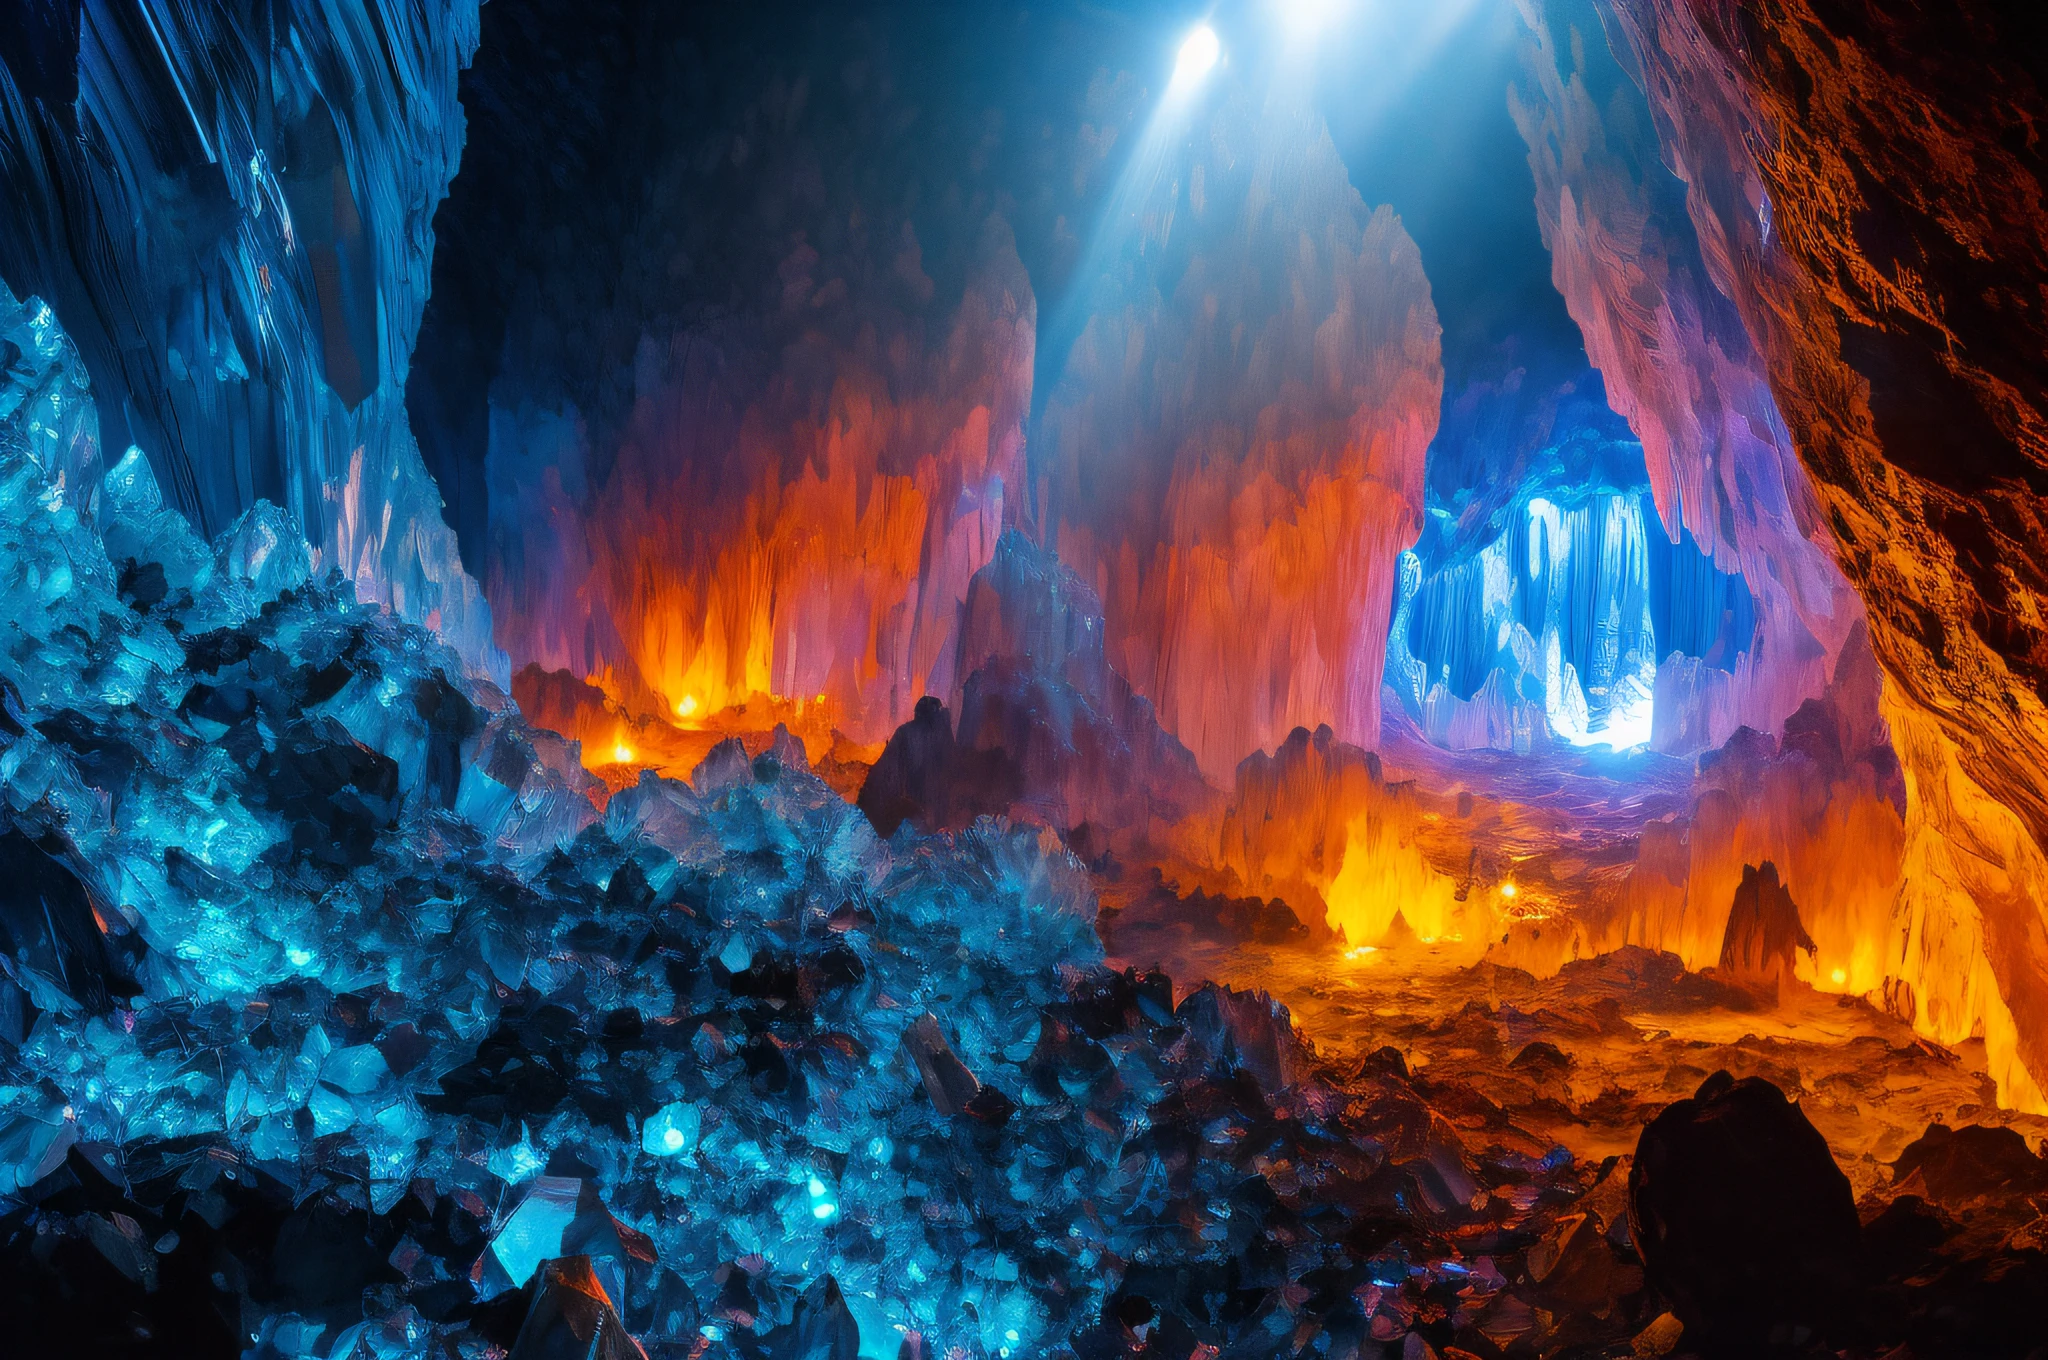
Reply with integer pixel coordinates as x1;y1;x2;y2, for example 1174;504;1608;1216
1037;89;1444;783
513;216;1036;751
466;28;1044;759
1581;626;1907;993
1586;0;2048;1111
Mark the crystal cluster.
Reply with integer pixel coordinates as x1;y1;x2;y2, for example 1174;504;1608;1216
0;285;1623;1359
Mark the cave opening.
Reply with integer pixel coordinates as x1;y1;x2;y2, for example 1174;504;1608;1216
2;0;2047;1355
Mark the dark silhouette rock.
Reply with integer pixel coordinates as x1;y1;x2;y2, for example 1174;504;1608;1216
856;696;969;837
1717;862;1816;995
1891;1123;2048;1207
1628;1072;1861;1352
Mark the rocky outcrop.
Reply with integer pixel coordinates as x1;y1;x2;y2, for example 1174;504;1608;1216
1038;85;1442;780
1596;0;2048;1110
858;533;1216;849
1629;1072;1862;1350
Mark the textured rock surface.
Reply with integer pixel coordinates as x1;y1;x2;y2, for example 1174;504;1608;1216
0;0;503;683
1598;0;2048;1109
1039;86;1443;781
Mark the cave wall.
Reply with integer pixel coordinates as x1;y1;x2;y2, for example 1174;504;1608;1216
0;0;502;682
1508;0;1863;756
1594;0;2048;1108
412;3;1155;745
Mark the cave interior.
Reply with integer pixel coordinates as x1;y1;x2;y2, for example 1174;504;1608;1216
2;0;2048;1356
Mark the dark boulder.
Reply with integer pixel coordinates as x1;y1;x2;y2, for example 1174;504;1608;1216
1891;1122;2048;1207
1628;1072;1860;1352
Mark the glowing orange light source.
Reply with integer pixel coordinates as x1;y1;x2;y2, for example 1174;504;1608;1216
675;695;700;719
612;743;634;764
1831;968;1848;986
1499;882;1518;899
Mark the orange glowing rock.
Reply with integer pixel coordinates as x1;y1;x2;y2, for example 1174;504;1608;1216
1220;724;1479;952
490;216;1035;747
1038;91;1442;782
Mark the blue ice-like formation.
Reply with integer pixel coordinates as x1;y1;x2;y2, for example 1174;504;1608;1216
0;282;1553;1359
0;0;504;688
1388;489;1757;754
0;280;1071;1352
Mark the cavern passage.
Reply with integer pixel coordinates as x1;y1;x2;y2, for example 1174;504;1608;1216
4;1;2048;1357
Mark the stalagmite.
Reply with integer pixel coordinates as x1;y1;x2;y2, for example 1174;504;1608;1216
1717;862;1817;996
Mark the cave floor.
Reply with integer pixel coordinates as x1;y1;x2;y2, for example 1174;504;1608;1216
1104;921;2048;1198
608;712;2048;1195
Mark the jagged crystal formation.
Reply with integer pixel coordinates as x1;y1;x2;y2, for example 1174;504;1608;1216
0;285;1604;1359
0;0;504;687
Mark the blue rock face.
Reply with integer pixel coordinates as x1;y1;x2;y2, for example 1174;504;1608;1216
0;0;502;684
